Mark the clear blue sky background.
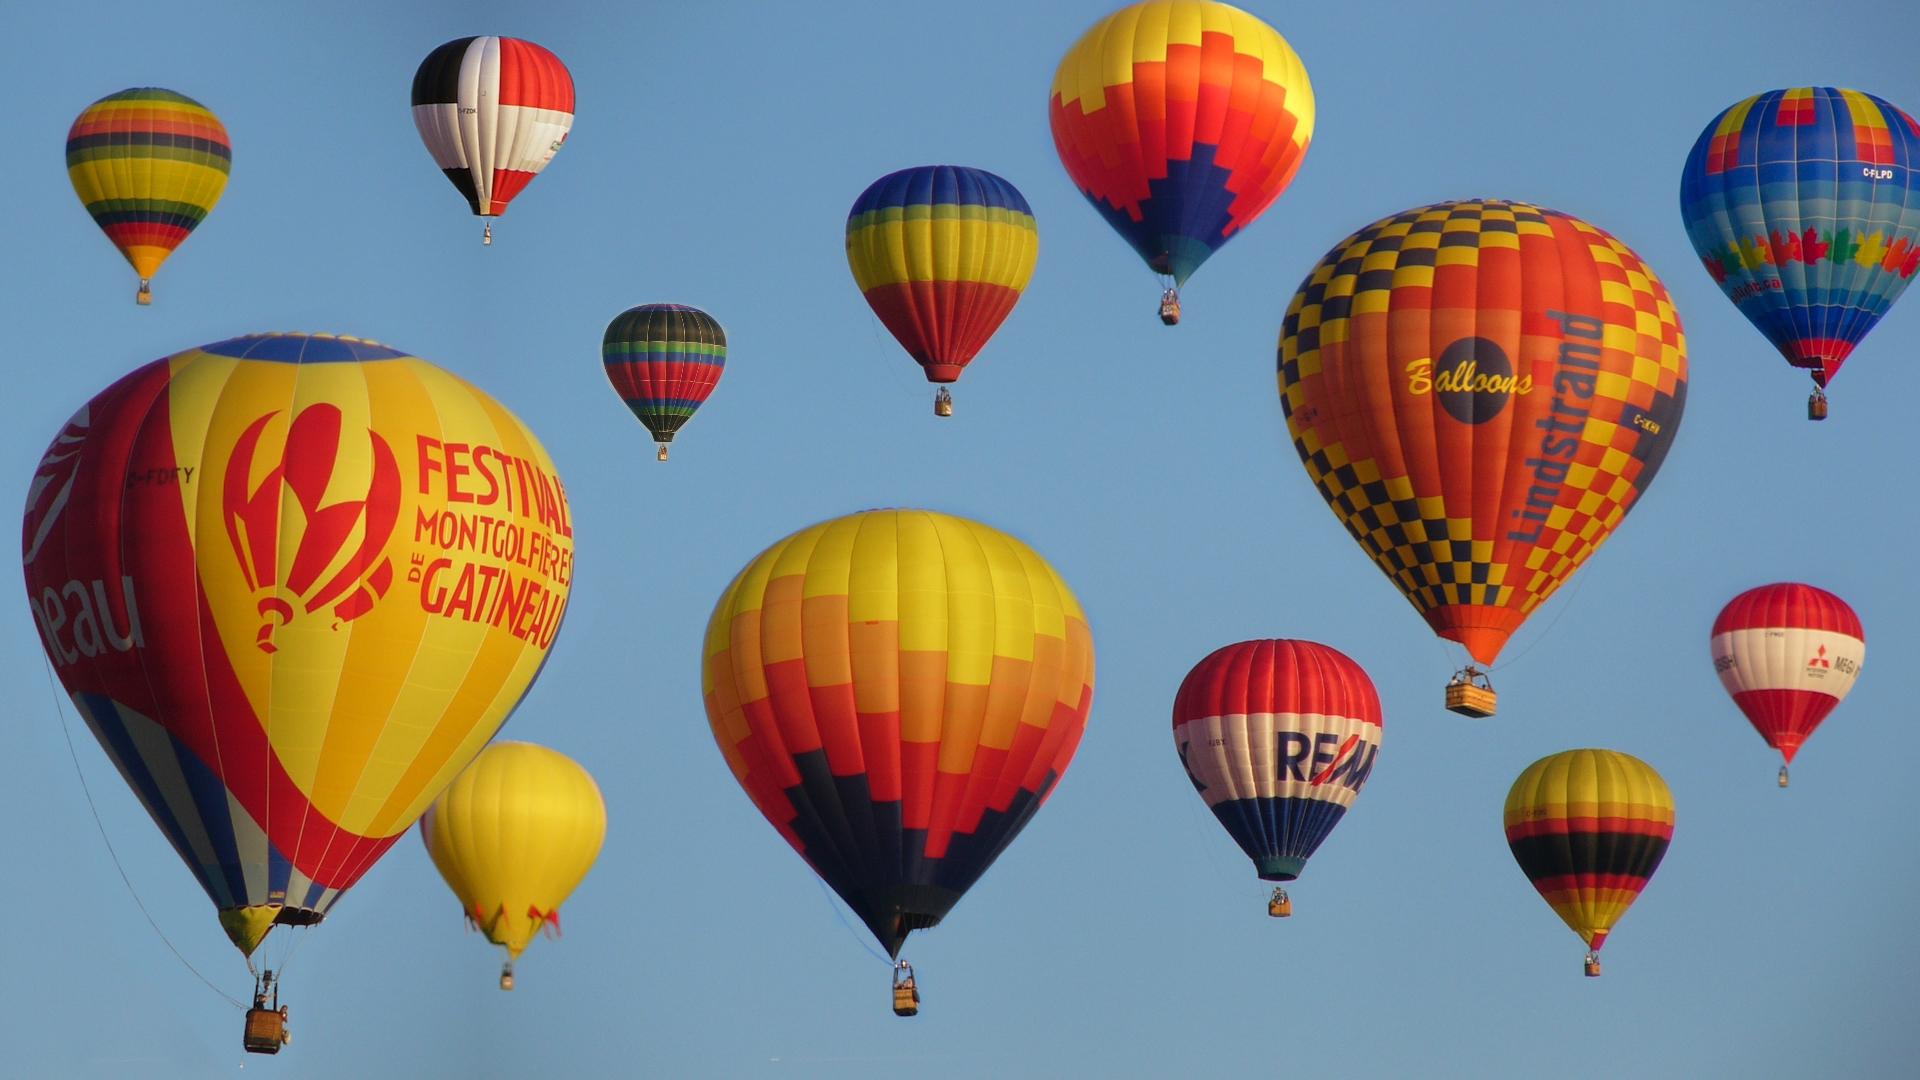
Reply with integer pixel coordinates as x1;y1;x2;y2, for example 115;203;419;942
1;1;1916;1077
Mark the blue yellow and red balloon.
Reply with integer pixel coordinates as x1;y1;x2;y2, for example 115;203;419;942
1051;0;1313;321
846;166;1037;412
1681;87;1920;417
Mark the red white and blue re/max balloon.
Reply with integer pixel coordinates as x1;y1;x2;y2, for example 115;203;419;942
1173;639;1380;883
1711;583;1863;777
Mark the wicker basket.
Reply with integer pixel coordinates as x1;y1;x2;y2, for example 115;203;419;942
1444;681;1497;718
243;1007;288;1054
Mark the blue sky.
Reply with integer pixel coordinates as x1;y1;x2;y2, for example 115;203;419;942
2;1;1917;1077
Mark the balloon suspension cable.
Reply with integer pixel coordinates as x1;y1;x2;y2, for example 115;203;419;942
934;386;953;417
136;279;152;306
1583;951;1602;977
483;219;493;245
1779;764;1790;788
1268;886;1292;918
812;876;893;965
41;658;244;1009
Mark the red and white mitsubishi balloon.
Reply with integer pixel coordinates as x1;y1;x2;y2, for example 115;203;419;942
1710;583;1863;786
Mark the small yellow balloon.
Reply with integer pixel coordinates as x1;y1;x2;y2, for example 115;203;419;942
421;741;606;961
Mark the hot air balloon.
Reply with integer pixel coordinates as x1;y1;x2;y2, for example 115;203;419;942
602;304;726;460
1050;1;1313;324
411;36;575;244
701;509;1093;1014
1278;200;1688;715
23;332;574;1052
66;88;230;304
846;166;1038;416
1505;749;1672;977
1711;583;1862;787
421;741;606;989
1173;639;1380;917
1680;88;1920;419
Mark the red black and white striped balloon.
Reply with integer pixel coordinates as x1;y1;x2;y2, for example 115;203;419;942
411;36;574;225
1710;583;1862;782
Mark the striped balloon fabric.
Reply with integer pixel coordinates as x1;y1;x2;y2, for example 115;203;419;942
702;509;1093;958
1173;639;1380;884
846;165;1038;384
1711;583;1863;775
601;304;726;459
1505;749;1673;970
66;88;230;303
1050;1;1313;293
411;36;574;229
1681;87;1920;393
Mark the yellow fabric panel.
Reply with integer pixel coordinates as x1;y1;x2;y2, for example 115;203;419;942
422;741;606;959
1052;0;1314;143
846;212;1038;291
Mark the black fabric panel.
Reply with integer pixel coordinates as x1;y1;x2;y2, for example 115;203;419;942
1509;829;1671;883
412;38;477;106
442;168;482;216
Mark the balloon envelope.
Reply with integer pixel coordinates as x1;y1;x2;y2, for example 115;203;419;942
1505;749;1672;955
1172;639;1380;882
701;509;1093;957
1050;0;1312;288
66;88;229;296
23;333;575;955
846;166;1038;384
1680;87;1920;388
422;741;606;959
1279;200;1688;666
601;303;726;450
412;36;574;218
1711;583;1863;765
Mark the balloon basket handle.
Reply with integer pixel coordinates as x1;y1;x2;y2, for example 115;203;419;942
1444;666;1497;717
1268;887;1291;918
136;280;151;306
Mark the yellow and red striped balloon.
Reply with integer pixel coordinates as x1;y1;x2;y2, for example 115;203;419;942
1504;749;1673;972
66;88;230;303
702;509;1093;959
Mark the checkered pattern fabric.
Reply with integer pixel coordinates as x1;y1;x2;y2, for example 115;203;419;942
1278;200;1687;663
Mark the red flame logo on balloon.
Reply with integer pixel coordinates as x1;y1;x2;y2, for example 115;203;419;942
222;404;401;653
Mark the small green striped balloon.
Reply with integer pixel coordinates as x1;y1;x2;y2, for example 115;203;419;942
601;304;726;459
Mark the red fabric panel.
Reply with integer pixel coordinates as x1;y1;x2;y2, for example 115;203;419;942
495;37;575;113
1171;639;1381;727
860;280;1023;378
1713;581;1861;637
1730;688;1841;760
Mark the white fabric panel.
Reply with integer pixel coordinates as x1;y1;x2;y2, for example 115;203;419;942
1712;626;1863;697
1174;711;1380;811
410;103;468;170
496;104;572;175
225;787;270;906
459;36;498;209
